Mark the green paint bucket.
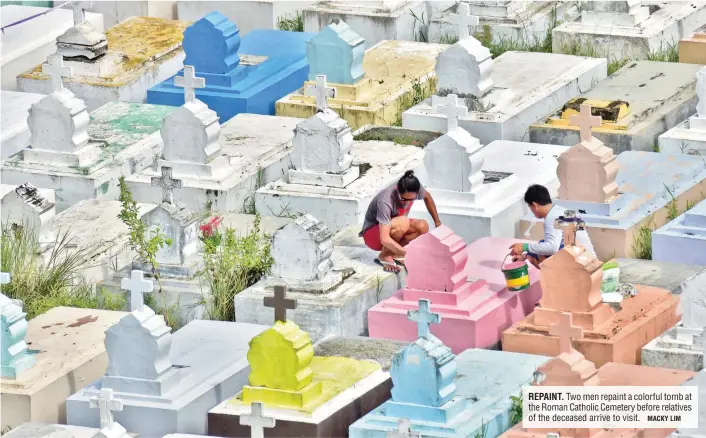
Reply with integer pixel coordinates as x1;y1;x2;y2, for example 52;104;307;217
501;254;530;291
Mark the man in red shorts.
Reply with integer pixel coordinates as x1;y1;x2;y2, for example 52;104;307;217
360;170;441;272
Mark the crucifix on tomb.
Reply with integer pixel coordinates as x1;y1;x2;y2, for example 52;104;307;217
548;312;583;355
69;1;92;26
175;65;206;104
387;418;421;438
553;210;586;248
305;74;336;113
570;103;602;143
263;285;297;323
89;388;124;429
436;94;468;132
151;166;182;205
42;54;73;93
407;299;441;340
239;402;276;438
120;270;154;312
450;3;479;41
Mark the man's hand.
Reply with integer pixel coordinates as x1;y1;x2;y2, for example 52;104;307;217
434;220;442;228
512;253;527;262
509;242;526;256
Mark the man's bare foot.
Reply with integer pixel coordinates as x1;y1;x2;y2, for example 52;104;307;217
377;253;400;272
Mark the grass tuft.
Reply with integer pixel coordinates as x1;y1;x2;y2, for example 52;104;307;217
277;12;304;32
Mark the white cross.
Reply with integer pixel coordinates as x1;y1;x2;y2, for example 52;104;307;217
42;54;73;93
174;65;205;104
89;388;123;429
305;74;336;113
570;103;602;143
70;1;92;26
450;3;479;41
120;270;153;312
240;402;276;438
387;419;421;438
407;299;441;340
435;94;468;132
151;166;182;205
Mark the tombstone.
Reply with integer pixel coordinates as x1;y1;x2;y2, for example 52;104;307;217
240;402;275;438
89;388;131;438
120;269;154;312
306;19;365;85
1;183;56;250
55;1;108;60
235;213;399;341
0;288;36;379
304;74;336;113
137;202;199;269
369;226;542;353
659;66;706;154
679;24;706;65
1;90;46;159
148;11;314;123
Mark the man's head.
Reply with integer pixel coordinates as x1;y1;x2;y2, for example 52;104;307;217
524;184;553;218
396;170;421;205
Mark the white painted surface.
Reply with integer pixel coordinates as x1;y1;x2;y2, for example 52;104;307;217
271;214;334;282
423;128;484;193
161;100;221;167
1;90;45;159
435;38;493;97
0;5;104;91
1;183;56;248
658;118;706;155
2;422;102;438
55;0;177;28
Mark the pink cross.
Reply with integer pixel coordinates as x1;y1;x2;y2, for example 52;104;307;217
570;103;602;143
548;312;583;354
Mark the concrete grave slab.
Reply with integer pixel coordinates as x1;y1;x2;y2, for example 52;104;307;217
659;66;706;155
2;422;110;438
1;90;46;159
653;198;706;266
1;307;129;431
616;258;703;293
55;0;177;28
679;24;706;65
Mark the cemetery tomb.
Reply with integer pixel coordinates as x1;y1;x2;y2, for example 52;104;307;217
368;226;542;353
1;297;129;430
659;66;706;155
652;196;706;266
615;258;703;295
129;76;301;212
66;292;269;438
552;0;706;62
428;1;577;48
643;268;706;371
257;91;425;233
3;422;110;438
521;104;706;260
1;90;46;159
302;0;428;49
60;0;177;28
351;297;549;438
2;56;176;212
234;214;402;343
501;312;695;438
673;335;706;438
1;4;104;91
208;287;392;438
17;8;189;112
176;0;312;38
679;24;706;65
1;183;56;255
503;211;680;368
409;96;570;244
530;61;703;153
276;19;446;131
402;6;606;146
147;12;315;123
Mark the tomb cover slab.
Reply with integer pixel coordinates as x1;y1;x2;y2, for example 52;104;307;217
1;90;46;159
679;24;706;65
653;199;706;266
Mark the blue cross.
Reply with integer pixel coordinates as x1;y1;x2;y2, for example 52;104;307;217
407;299;441;340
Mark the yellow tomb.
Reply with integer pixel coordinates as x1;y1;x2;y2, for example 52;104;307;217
276;38;447;131
545;98;631;133
232;320;380;413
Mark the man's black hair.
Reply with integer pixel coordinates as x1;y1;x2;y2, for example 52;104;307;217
397;170;421;194
524;184;552;206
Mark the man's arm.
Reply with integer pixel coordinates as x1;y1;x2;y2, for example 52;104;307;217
526;221;562;256
423;191;441;227
379;224;406;256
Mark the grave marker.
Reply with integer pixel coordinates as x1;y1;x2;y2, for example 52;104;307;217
120;270;153;312
89;388;123;429
304;74;336;113
263;285;297;323
407;299;441;340
151;166;182;205
42;54;72;93
70;1;92;26
451;3;480;41
239;402;276;438
569;103;602;143
548;312;583;354
175;65;206;105
435;94;468;132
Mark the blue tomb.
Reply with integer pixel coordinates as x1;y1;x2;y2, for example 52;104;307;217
147;11;314;122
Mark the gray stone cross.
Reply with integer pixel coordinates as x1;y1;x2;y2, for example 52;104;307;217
89;388;123;429
175;65;206;104
305;74;336;113
451;3;479;41
42;53;72;93
120;270;153;312
240;402;276;438
436;94;468;132
263;285;297;323
387;418;421;438
70;1;92;26
407;299;441;340
570;103;602;143
151;166;182;205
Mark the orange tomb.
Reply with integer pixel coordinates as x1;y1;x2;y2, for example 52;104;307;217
502;211;680;367
501;312;695;438
679;25;706;65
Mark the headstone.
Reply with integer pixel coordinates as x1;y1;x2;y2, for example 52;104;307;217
304;74;336;113
140;202;198;268
1;182;56;249
0;285;36;379
239;402;275;438
579;0;650;27
434;36;493;97
151;166;183;205
450;3;479;41
120;270;154;312
407;299;440;340
306;18;365;85
432;94;469;132
55;1;108;60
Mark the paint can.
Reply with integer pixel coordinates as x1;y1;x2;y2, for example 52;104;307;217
501;254;530;291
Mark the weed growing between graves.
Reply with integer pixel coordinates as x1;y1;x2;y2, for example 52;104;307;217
0;223;125;319
410;9;430;42
509;392;523;426
665;184;680;221
243;167;265;215
630;224;653;260
199;214;274;322
118;176;179;329
277;12;304;32
392;76;436;126
559;40;679;75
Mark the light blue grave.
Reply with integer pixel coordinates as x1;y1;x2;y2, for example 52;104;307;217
349;299;549;438
1;273;36;379
652;198;706;265
306;18;365;84
146;11;315;123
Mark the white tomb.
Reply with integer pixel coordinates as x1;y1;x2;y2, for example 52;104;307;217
0;4;104;91
125;67;298;213
408;94;569;244
659;66;706;155
2;54;175;212
402;8;606;145
1;90;46;159
302;0;429;49
56;0;177;28
553;1;706;61
256;75;425;233
2;422;113;438
1;182;56;252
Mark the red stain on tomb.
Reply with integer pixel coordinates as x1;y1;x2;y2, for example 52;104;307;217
67;315;98;328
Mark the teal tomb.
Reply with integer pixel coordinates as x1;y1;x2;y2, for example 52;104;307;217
1;274;36;379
